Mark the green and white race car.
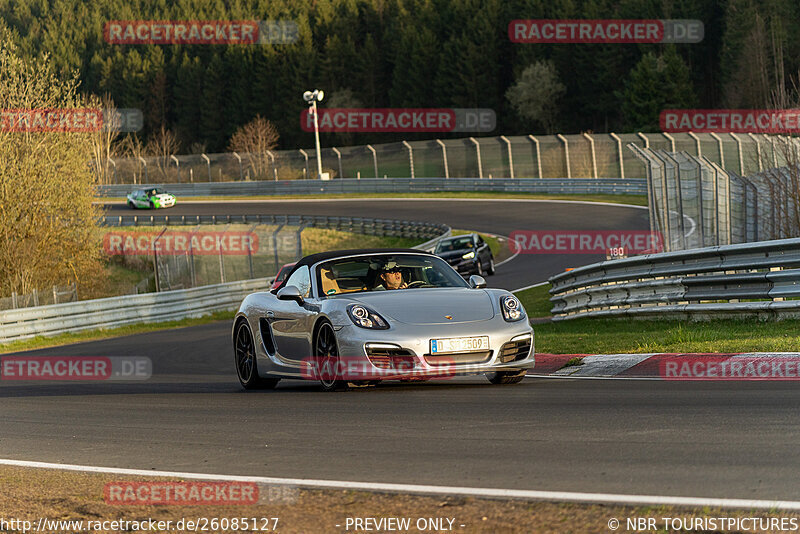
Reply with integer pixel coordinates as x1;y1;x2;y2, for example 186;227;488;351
126;187;177;209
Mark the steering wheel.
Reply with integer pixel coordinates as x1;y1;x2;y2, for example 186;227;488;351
406;280;431;288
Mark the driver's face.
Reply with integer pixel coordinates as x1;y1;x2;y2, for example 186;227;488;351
381;270;403;289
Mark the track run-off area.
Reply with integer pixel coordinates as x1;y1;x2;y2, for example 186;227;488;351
2;198;800;505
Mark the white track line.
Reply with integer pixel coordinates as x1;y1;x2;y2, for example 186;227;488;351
0;459;797;510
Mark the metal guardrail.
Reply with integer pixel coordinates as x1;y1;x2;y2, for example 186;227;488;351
98;178;646;198
0;278;269;343
548;238;800;321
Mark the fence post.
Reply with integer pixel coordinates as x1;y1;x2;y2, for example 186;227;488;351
266;151;277;180
582;132;598;178
53;285;58;304
637;132;650;148
435;140;449;179
138;156;148;182
366;145;378;179
528;135;542;178
153;228;167;292
402;141;415;179
295;223;309;260
747;133;763;171
11;291;17;309
662;132;676;152
557;134;570;178
499;135;514;179
108;157;117;184
469;137;484;179
201;154;211;181
687;131;701;157
272;224;285;272
764;134;778;167
610;133;624;179
331;147;343;179
232;152;243;180
170;155;181;182
33;288;38;306
709;132;725;167
729;133;744;174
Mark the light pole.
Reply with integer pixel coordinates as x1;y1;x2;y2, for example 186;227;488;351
303;89;328;180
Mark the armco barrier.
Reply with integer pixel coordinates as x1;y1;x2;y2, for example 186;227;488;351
548;238;800;321
99;178;646;198
0;278;269;343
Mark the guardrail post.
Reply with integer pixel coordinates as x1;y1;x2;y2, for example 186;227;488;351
500;135;515;179
663;132;677;153
610;133;624;179
582;132;598;178
402;141;415;179
366;145;378;179
557;134;571;178
528;135;542;178
435;140;449;179
331;147;343;179
201;154;211;181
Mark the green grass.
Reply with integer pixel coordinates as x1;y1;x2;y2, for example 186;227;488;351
0;310;233;355
515;283;554;318
102;192;648;206
532;318;800;355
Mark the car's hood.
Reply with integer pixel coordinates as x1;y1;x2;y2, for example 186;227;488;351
346;288;494;324
154;193;173;200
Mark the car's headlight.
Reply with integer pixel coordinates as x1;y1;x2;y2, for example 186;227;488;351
500;295;525;322
462;251;475;259
347;304;389;329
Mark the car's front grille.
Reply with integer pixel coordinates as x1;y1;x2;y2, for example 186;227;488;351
365;346;416;371
424;351;492;365
498;338;532;363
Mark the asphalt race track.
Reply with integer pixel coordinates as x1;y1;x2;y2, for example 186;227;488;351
4;199;800;502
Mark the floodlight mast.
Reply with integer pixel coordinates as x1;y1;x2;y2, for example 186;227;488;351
303;89;325;179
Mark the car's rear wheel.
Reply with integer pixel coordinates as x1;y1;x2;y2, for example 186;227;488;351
315;321;349;392
486;370;527;384
234;320;279;390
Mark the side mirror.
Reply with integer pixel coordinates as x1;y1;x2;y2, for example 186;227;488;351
277;285;304;304
468;275;487;289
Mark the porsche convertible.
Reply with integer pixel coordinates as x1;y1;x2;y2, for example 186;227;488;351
232;249;534;391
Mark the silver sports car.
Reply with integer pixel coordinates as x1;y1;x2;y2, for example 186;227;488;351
232;249;534;391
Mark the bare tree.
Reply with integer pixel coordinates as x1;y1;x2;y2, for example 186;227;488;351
145;125;181;181
228;115;280;179
88;93;121;185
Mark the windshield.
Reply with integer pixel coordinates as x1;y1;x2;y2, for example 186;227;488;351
316;254;468;296
435;236;474;253
147;188;166;196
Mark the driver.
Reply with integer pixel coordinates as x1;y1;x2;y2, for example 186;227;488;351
373;261;407;290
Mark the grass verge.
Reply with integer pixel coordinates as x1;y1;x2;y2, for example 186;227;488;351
103;191;648;206
0;465;794;534
514;283;800;354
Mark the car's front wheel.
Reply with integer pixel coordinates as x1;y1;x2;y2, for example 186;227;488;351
234;320;279;390
486;370;527;384
315;321;349;392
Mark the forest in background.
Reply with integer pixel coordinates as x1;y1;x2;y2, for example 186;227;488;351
1;0;798;151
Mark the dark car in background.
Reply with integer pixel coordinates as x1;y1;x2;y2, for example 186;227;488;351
271;262;296;289
434;234;494;277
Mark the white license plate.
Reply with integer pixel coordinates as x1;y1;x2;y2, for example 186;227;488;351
430;336;490;354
